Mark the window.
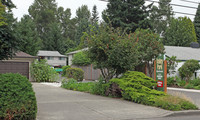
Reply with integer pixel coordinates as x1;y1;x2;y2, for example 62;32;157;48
47;56;54;60
59;57;65;60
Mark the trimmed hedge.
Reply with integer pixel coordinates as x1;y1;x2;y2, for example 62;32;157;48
0;73;37;120
65;68;84;81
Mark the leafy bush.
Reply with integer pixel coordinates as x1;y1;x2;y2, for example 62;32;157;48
184;84;194;89
0;73;37;120
65;68;84;81
167;76;186;87
178;59;200;81
194;85;200;90
109;71;165;105
90;76;109;96
31;60;58;82
72;51;91;66
62;79;94;92
189;78;200;86
62;65;71;76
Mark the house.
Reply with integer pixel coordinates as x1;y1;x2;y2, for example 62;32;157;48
67;48;88;66
165;46;200;78
0;51;37;81
37;50;67;67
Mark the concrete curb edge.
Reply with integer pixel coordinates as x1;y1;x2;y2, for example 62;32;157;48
165;110;200;117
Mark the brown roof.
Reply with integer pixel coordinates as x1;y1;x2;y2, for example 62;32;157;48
14;51;37;58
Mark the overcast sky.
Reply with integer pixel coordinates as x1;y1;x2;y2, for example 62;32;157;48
12;0;199;21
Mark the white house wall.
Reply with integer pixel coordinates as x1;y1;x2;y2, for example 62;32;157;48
168;61;200;79
68;54;73;66
45;57;66;66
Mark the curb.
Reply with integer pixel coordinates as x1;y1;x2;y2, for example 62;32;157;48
165;110;200;117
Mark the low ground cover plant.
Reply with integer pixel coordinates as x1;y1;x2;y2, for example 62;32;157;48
62;71;198;111
0;73;37;120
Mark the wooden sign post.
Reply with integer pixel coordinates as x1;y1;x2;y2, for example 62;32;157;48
154;54;167;93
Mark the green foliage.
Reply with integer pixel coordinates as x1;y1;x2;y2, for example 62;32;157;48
194;3;200;43
166;56;178;75
167;76;186;87
134;29;164;77
155;95;198;111
178;59;200;81
189;78;200;86
31;60;58;82
91;76;109;96
15;15;41;56
103;0;151;33
61;71;198;111
0;1;6;26
109;71;165;105
62;65;71;76
72;51;91;66
0;12;20;60
65;68;84;81
29;0;77;53
62;78;94;92
0;73;37;119
150;0;173;35
86;24;139;82
184;83;195;89
164;17;197;46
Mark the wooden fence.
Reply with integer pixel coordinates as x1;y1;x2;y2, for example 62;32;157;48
72;65;101;81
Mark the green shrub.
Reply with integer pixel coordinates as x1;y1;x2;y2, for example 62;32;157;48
189;79;200;86
31;60;58;82
109;71;165;105
167;76;186;87
62;78;94;92
184;83;194;89
178;59;200;81
0;73;37;120
62;65;71;76
167;77;176;86
72;51;91;66
194;85;200;90
91;76;109;96
65;68;84;81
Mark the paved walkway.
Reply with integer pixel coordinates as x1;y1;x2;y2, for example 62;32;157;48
32;83;173;120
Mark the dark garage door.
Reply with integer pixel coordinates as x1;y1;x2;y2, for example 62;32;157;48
0;61;29;78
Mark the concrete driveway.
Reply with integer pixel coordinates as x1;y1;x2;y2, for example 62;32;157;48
32;83;173;120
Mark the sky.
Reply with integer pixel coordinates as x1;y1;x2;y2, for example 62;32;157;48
12;0;199;21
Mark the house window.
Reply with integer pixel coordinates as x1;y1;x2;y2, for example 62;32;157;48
59;57;65;60
47;56;54;60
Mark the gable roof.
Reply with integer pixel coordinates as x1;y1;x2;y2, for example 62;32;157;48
165;46;200;61
67;48;88;55
37;50;66;57
14;51;37;58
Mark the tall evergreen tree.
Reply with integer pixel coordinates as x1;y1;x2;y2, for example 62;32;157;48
74;5;91;46
0;0;20;60
103;0;151;33
15;15;41;56
194;3;200;43
164;17;197;47
91;5;99;25
150;0;173;36
28;0;57;48
44;22;66;54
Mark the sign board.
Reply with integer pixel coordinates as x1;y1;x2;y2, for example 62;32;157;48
154;54;167;93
